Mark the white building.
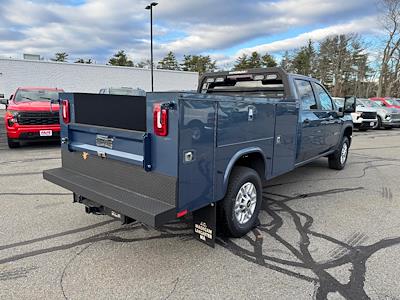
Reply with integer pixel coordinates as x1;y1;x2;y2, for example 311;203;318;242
0;58;199;107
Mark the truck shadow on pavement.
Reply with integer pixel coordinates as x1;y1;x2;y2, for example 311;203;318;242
218;187;400;300
1;186;400;300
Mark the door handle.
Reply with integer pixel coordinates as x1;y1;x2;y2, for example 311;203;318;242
321;120;335;125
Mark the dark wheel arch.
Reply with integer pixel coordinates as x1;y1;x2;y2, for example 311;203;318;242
222;149;267;199
343;126;353;146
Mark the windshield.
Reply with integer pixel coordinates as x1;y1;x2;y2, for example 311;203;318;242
385;99;400;106
202;78;286;98
15;89;60;102
356;100;365;107
363;100;380;108
373;100;384;107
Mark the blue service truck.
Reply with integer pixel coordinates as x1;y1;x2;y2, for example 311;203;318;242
43;68;355;247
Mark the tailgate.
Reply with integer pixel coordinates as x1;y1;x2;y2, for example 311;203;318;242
67;123;152;170
64;93;151;169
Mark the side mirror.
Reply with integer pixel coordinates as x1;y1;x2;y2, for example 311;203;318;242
344;96;356;113
0;98;8;106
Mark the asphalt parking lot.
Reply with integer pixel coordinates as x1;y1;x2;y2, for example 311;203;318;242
1;110;400;300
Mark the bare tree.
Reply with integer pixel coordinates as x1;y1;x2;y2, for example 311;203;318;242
377;0;400;97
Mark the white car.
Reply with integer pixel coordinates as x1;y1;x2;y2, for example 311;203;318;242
333;97;377;131
358;98;400;129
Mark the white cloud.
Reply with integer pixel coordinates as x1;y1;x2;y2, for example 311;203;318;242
239;16;380;55
0;0;382;64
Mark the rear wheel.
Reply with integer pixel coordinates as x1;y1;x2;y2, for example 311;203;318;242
218;166;262;237
328;136;349;170
7;138;20;148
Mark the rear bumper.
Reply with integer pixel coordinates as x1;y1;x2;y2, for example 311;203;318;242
43;168;176;227
43;150;177;227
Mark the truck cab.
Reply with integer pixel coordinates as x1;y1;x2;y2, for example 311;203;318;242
43;68;354;245
2;87;64;148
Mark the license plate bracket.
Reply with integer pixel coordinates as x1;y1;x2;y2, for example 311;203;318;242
40;130;53;137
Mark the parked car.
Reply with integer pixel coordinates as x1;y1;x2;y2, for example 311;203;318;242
43;68;355;246
99;87;146;96
357;98;400;129
370;97;400;109
333;97;377;131
0;87;64;148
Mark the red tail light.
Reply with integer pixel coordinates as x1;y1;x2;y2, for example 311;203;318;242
153;103;168;136
62;100;70;124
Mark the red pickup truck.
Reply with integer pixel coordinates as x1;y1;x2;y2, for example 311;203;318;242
370;97;400;109
1;87;63;148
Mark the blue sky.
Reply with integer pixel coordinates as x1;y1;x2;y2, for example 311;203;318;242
0;0;383;67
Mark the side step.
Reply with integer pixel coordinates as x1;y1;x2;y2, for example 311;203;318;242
43;168;176;227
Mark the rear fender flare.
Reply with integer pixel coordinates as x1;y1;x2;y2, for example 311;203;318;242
222;147;267;198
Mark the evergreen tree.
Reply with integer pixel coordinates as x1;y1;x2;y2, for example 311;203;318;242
292;40;316;76
280;51;293;72
52;52;68;62
108;50;134;67
181;55;216;74
247;52;262;68
158;51;180;70
233;54;249;71
262;53;277;67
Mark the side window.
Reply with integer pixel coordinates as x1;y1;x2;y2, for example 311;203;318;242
295;80;317;110
314;83;333;110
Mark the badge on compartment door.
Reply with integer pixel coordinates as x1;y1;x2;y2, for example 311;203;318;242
96;135;114;149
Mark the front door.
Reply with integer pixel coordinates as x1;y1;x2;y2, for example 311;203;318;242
295;79;325;163
312;82;342;152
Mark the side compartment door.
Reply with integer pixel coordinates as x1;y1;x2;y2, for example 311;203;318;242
178;99;216;212
312;82;342;151
295;79;324;163
272;102;298;177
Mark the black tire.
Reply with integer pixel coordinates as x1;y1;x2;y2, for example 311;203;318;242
7;138;20;148
328;136;349;170
218;166;262;237
385;126;393;130
375;116;383;130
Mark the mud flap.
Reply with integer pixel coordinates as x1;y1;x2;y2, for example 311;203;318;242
192;203;216;248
